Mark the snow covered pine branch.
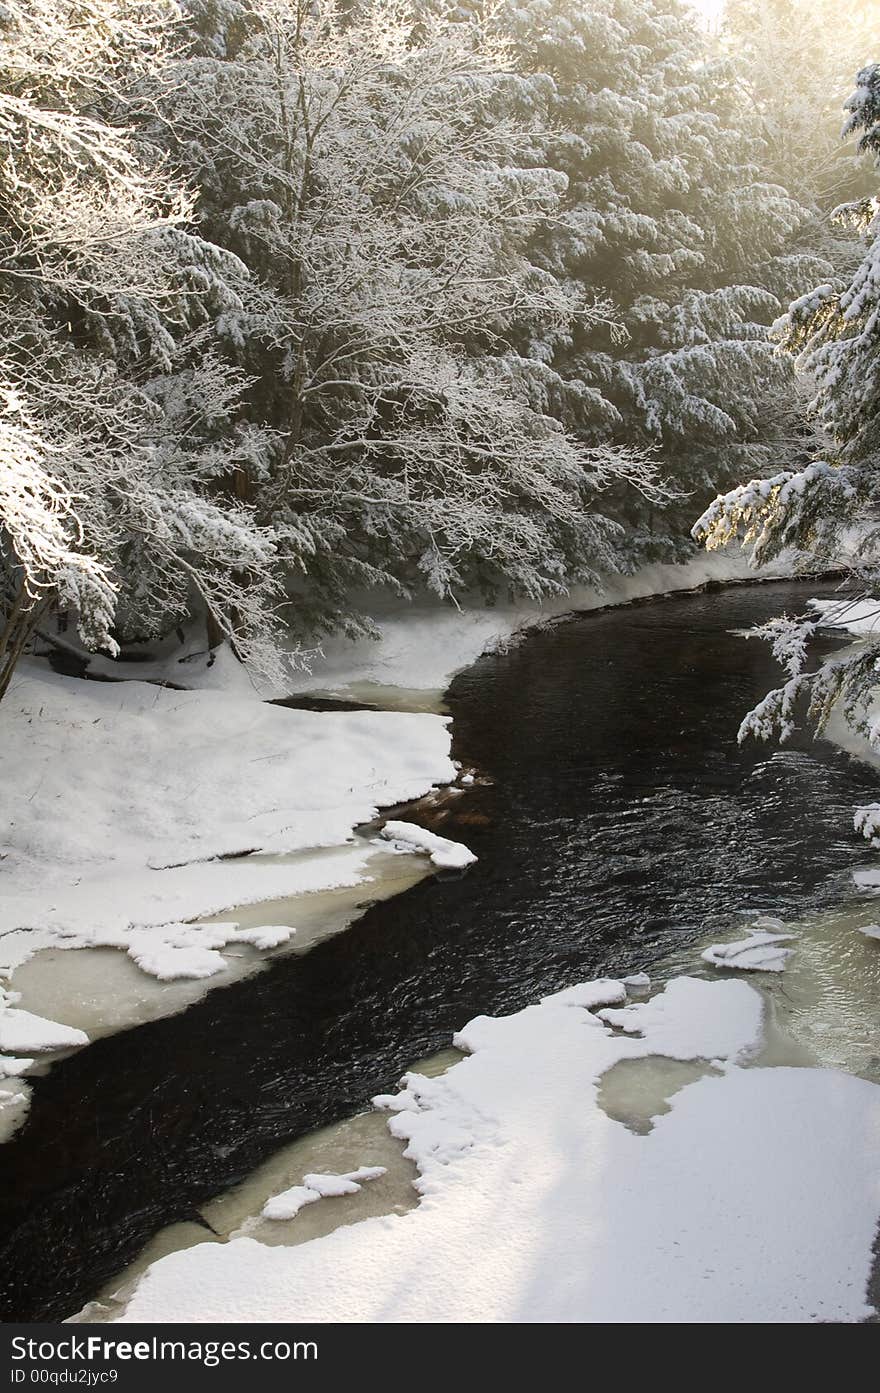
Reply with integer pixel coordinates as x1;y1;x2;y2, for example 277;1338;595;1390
692;60;880;761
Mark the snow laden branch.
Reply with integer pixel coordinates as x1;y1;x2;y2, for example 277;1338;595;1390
734;612;880;751
693;61;880;765
0;390;117;699
691;462;856;568
154;0;673;632
0;0;296;693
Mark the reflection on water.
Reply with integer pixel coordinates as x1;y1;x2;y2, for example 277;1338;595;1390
765;903;880;1082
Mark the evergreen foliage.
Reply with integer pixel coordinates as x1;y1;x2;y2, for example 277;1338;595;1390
1;0;875;696
694;61;880;786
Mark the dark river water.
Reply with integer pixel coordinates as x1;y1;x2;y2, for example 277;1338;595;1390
1;580;878;1321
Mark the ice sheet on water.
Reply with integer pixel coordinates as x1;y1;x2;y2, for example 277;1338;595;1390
701;930;795;973
380;820;476;870
261;1167;387;1221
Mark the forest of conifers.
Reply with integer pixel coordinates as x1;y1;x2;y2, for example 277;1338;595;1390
2;0;879;705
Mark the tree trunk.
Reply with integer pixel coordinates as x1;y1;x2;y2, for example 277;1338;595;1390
205;607;225;651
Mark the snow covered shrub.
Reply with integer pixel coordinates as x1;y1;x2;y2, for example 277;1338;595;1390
0;390;118;700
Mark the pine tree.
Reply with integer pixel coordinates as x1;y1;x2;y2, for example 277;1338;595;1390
723;0;876;211
482;0;825;555
693;62;880;789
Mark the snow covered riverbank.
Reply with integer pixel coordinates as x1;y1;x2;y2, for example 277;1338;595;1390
80;550;790;709
0;553;784;1026
0;661;459;1120
2;558;854;1123
112;965;880;1324
5;562;879;1320
0;554;830;1138
0;662;456;966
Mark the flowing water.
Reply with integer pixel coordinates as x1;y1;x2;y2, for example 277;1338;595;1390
2;580;879;1321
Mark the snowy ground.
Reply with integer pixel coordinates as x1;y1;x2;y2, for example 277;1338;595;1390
0;664;457;972
113;968;880;1324
0;659;461;1111
285;551;799;702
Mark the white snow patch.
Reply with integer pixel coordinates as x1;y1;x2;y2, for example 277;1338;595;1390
261;1187;322;1221
119;974;880;1324
303;1167;387;1196
0;1054;33;1079
701;931;796;973
0;665;454;979
541;979;627;1009
0;1005;88;1053
380;820;476;870
262;1167;387;1220
232;926;293;951
808;596;880;635
22;921;299;984
853;866;880;890
594;975;766;1058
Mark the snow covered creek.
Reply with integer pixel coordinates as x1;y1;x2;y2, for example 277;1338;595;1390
3;579;880;1321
